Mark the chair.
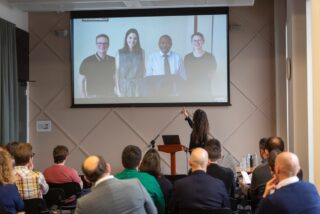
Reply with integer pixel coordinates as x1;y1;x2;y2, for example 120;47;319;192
23;198;48;214
44;182;81;214
179;208;233;214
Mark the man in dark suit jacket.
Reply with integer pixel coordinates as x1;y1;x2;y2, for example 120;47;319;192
204;139;235;197
256;152;320;214
75;155;157;214
168;148;230;213
249;136;285;209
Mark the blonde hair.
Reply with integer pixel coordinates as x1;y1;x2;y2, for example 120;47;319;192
0;150;14;184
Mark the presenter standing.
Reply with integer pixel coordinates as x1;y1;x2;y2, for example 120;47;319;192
115;28;145;97
181;107;210;151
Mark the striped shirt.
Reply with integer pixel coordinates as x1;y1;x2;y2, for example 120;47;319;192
14;166;49;199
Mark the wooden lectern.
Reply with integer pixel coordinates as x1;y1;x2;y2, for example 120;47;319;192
158;144;186;175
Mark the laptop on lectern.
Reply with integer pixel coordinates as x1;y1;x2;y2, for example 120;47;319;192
162;135;181;145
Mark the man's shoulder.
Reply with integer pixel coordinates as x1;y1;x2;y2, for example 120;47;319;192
81;54;96;63
253;163;269;174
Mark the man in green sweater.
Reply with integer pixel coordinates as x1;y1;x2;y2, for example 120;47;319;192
115;145;165;214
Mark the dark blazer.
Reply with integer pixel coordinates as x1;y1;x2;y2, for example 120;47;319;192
168;170;230;214
75;177;157;214
249;162;272;209
206;163;235;197
256;181;320;214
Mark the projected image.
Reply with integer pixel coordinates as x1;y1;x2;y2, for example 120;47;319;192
72;12;229;106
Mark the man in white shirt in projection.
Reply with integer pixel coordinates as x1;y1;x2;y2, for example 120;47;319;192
144;35;186;97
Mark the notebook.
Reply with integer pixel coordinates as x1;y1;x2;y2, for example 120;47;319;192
162;135;181;145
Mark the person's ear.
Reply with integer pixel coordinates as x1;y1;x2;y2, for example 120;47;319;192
106;163;111;174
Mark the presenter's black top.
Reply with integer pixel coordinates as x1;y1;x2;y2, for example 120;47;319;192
185;117;208;151
80;53;115;97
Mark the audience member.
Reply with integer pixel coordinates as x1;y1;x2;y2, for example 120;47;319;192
75;155;156;214
181;108;210;151
14;143;49;199
6;141;21;166
204;139;235;197
259;138;268;163
168;148;230;213
43;145;83;188
115;145;165;214
139;149;173;210
0;150;24;214
249;136;285;211
256;152;320;214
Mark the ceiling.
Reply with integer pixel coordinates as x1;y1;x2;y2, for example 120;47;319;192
4;0;255;12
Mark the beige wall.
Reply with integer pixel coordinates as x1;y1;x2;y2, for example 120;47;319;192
29;0;276;174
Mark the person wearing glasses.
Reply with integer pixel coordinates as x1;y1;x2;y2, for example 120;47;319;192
13;143;49;200
184;32;217;98
79;34;116;98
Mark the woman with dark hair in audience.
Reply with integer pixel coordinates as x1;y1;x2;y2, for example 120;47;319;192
0;150;24;214
139;149;172;212
115;28;145;97
181;108;210;151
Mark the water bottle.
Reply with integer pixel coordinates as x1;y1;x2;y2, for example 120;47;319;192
246;154;251;171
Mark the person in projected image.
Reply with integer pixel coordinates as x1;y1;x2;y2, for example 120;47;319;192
184;32;217;98
115;28;145;97
79;34;116;98
144;35;186;97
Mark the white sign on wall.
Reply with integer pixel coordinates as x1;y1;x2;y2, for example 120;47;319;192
36;120;52;132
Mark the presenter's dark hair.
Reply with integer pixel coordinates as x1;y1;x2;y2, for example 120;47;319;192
204;138;221;161
82;155;106;183
122;28;142;53
191;32;204;41
191;109;209;147
139;149;161;177
265;137;285;153
53;145;69;163
122;145;142;169
259;137;268;150
96;34;109;43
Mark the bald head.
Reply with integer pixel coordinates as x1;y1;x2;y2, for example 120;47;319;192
189;148;208;171
275;152;300;179
82;155;109;183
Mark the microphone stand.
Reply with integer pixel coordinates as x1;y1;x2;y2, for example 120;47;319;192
150;134;160;149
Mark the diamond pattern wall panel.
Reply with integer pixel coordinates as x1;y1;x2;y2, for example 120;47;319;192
29;0;276;173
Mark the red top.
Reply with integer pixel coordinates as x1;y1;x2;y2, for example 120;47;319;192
43;164;83;188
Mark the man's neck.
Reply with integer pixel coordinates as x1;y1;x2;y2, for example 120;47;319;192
193;49;205;57
97;52;106;59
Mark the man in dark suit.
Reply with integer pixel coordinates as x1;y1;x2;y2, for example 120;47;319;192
168;148;230;213
256;152;320;214
75;155;157;214
249;136;285;209
204;138;235;197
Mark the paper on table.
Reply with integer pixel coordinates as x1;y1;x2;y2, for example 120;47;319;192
241;171;251;184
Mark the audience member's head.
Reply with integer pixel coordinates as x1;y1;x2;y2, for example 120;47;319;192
6;141;21;158
259;137;268;161
265;137;285;154
82;155;109;183
121;145;142;169
268;149;282;174
139;149;162;177
53;145;69;164
14;143;33;166
189;148;209;172
274;152;300;180
204;138;221;162
0;150;15;185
